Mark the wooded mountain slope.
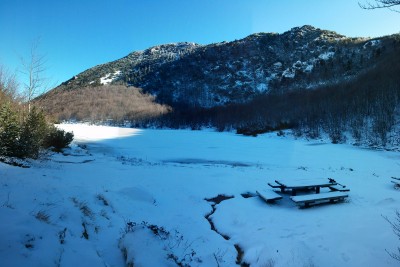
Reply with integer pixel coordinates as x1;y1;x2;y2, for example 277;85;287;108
36;85;170;124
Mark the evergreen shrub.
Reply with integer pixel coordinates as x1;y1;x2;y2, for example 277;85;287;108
44;126;74;152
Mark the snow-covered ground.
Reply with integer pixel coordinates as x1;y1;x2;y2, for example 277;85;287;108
1;124;399;267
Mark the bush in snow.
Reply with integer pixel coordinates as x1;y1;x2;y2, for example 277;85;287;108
0;103;74;159
43;126;74;152
18;107;48;158
0;102;21;157
119;221;201;267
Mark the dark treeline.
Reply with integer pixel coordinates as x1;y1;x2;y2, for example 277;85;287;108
159;45;400;147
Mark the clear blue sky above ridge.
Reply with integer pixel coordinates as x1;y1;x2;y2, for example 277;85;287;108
0;0;399;89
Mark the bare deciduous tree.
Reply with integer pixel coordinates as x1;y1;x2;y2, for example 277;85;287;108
0;65;20;103
359;0;400;11
383;211;400;261
35;85;171;123
20;39;48;112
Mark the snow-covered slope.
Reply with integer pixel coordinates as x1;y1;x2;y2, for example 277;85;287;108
0;124;399;266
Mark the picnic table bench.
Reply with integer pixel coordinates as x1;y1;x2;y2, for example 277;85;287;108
291;191;349;208
256;189;282;203
329;185;350;192
392;177;400;188
270;178;337;196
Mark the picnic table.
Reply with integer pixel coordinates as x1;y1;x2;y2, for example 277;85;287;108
270;178;337;196
267;178;349;208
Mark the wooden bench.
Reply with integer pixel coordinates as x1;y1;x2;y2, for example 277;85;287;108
329;185;350;192
268;182;283;189
291;191;349;208
391;177;400;188
392;180;400;187
256;189;283;203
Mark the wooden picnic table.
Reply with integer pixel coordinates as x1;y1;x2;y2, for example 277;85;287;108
273;178;337;196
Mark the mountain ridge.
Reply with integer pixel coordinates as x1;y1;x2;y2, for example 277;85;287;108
37;25;400;126
51;24;386;108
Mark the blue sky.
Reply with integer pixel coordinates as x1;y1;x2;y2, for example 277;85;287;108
0;0;399;88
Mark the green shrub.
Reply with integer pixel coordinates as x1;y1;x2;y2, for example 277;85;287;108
18;107;48;158
0;103;74;159
0;103;20;157
44;126;74;152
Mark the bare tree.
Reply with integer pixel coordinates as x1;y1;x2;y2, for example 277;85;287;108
383;211;400;261
20;39;48;112
359;0;400;11
0;65;20;102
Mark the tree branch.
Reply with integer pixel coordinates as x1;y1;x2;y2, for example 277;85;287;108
19;38;49;112
359;0;400;12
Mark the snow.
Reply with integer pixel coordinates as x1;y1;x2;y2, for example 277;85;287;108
100;74;113;85
364;40;381;49
304;64;314;72
100;70;122;85
273;62;282;69
318;51;335;60
256;83;268;92
235;80;243;86
290;60;314;73
282;68;295;78
292;60;303;69
1;123;399;267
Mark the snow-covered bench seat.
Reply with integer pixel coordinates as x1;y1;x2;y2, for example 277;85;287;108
256;189;282;203
391;177;400;188
268;182;283;189
391;180;400;187
291;192;348;208
329;185;350;192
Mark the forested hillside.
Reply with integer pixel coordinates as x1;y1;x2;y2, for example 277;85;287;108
36;26;400;147
176;45;400;147
46;26;393;108
36;85;170;124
